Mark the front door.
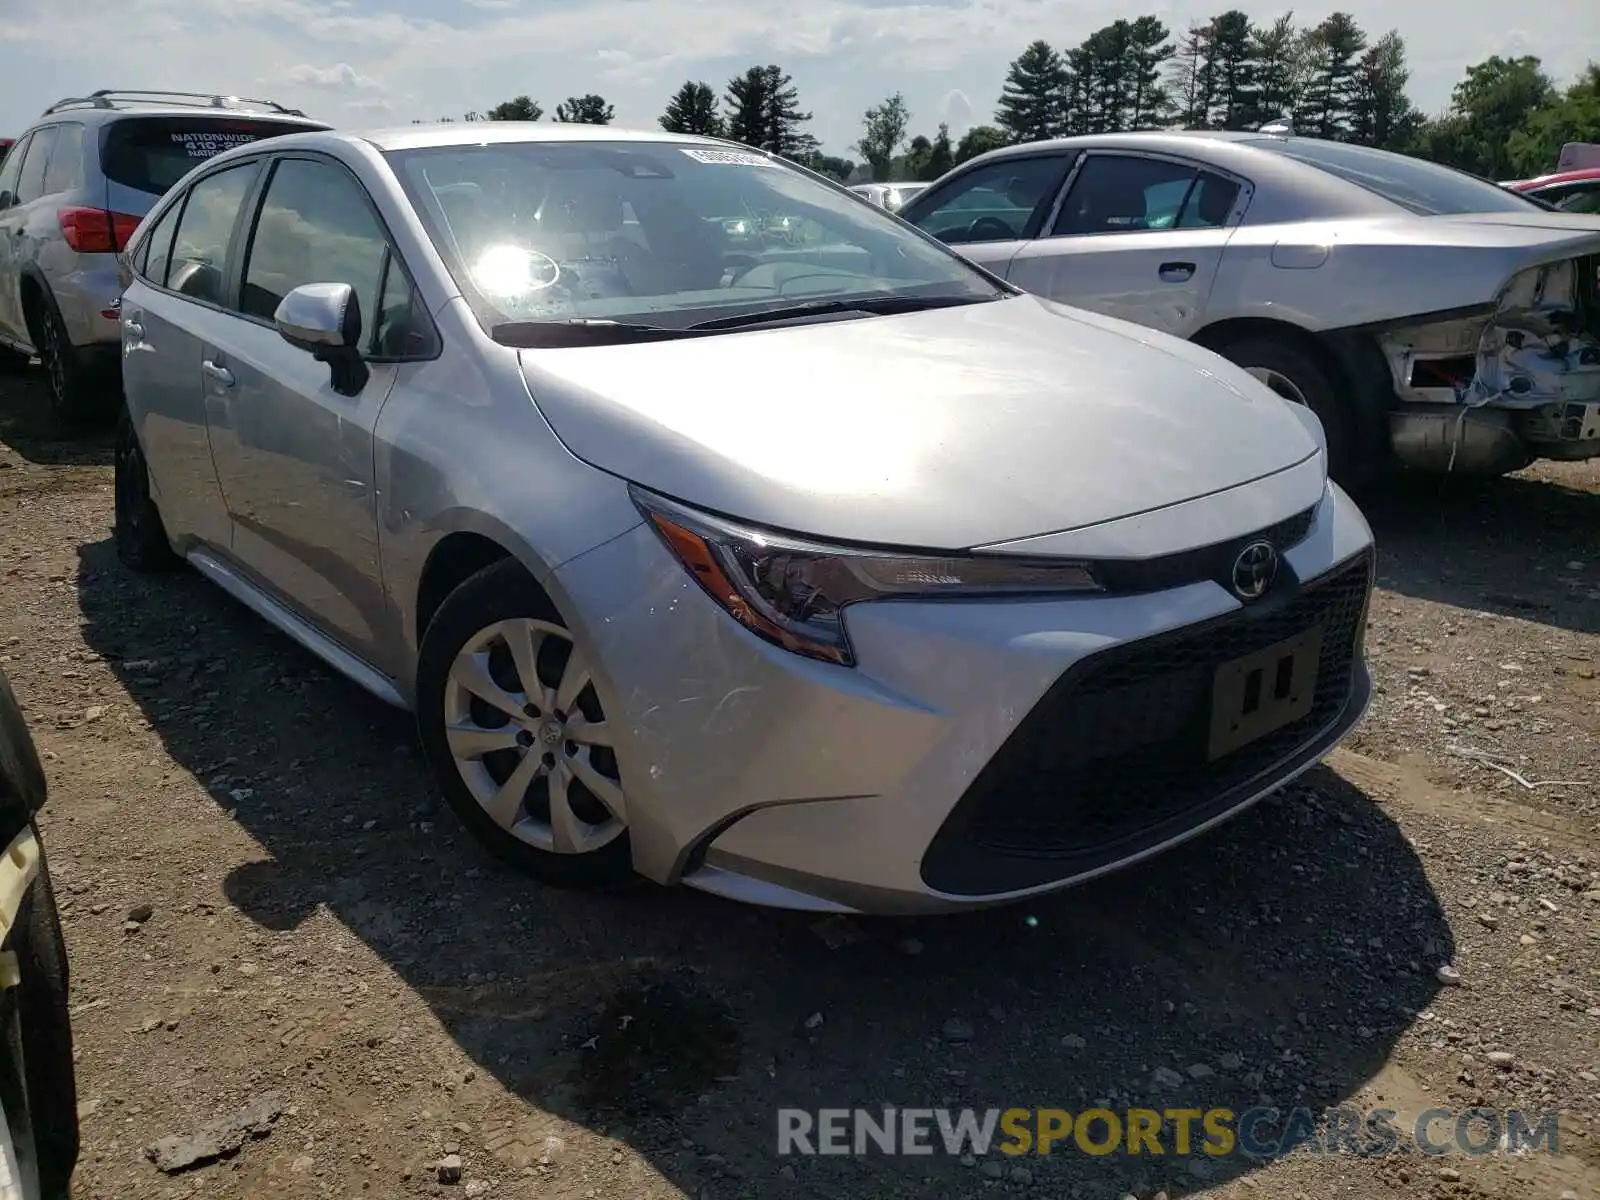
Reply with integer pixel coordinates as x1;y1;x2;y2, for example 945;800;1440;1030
200;154;400;667
0;133;31;344
898;152;1075;280
1003;152;1249;338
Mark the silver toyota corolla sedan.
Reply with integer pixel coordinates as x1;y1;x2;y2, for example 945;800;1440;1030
113;124;1375;915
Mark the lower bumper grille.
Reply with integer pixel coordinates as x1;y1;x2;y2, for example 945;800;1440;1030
921;550;1373;897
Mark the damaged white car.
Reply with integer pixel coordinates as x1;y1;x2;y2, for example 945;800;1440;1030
900;125;1600;485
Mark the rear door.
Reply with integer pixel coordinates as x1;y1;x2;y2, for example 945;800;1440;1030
201;152;424;666
898;153;1075;278
119;158;263;551
1004;151;1250;337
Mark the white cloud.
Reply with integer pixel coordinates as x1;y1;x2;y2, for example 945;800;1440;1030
938;88;975;135
282;62;385;92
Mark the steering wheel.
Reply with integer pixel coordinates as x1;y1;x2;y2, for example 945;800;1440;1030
966;216;1017;242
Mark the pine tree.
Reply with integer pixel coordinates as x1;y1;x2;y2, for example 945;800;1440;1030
725;65;814;157
1126;16;1175;128
995;40;1069;142
660;82;723;136
1349;31;1420;149
554;94;614;124
1168;22;1218;128
1246;14;1303;128
724;67;770;148
925;123;955;179
1079;20;1135;133
1205;10;1255;129
1296;12;1367;139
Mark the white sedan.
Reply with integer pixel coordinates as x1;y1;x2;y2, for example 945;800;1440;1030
900;128;1600;485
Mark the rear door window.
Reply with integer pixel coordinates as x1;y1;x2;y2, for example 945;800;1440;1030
165;163;259;306
1051;155;1237;236
101;117;310;198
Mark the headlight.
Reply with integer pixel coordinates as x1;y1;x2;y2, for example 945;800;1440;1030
633;487;1100;666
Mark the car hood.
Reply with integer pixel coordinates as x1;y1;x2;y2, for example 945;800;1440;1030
518;294;1321;549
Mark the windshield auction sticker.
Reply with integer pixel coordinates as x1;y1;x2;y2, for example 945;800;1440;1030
680;148;776;167
171;131;262;159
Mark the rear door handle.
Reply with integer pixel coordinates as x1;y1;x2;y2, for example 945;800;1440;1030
202;360;235;388
1158;261;1196;282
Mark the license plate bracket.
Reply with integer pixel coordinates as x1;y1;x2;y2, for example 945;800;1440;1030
1208;625;1324;760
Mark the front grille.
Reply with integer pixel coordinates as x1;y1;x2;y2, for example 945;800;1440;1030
921;550;1372;897
1091;505;1316;594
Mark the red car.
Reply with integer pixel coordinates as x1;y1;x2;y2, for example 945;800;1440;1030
0;138;14;164
1505;166;1600;214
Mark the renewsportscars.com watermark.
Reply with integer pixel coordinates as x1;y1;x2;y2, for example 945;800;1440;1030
777;1106;1560;1159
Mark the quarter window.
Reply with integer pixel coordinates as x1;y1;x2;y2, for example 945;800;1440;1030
904;156;1071;245
1051;155;1241;237
166;163;259;306
241;157;389;345
14;126;57;205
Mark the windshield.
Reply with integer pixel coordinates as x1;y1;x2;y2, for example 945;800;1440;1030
385;140;1004;335
1243;137;1548;217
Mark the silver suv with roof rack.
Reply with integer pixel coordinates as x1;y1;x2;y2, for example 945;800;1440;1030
0;89;326;424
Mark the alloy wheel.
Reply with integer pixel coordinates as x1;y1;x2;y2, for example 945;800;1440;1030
40;313;66;407
442;618;626;855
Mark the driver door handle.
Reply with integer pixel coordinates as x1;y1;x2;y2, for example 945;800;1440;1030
123;320;145;339
202;360;235;388
1158;261;1196;282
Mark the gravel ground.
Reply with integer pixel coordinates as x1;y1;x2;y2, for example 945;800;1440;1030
2;366;1598;1200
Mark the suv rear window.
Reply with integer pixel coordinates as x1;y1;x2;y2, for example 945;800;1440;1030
101;117;312;196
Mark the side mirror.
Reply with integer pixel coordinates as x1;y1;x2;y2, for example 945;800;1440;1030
274;282;369;396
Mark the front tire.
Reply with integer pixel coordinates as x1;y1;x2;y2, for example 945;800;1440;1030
1217;335;1358;485
113;408;181;572
416;559;634;889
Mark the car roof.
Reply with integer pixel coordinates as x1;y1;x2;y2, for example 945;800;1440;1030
1510;167;1600;189
353;123;735;153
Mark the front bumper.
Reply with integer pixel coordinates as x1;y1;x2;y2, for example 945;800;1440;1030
552;480;1374;915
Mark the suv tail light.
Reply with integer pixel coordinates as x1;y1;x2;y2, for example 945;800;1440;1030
57;207;142;254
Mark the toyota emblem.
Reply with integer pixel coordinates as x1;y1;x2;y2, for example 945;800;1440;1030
1231;541;1279;601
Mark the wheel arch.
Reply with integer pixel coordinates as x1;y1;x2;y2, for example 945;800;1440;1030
1191;315;1393;487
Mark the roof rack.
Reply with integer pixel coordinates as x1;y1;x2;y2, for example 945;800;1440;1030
42;89;308;118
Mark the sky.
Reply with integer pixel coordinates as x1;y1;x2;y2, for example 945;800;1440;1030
1;0;1596;158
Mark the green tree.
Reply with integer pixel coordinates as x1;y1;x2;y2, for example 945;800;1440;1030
954;124;1010;163
1246;14;1305;128
900;134;933;180
1296;12;1368;139
486;95;542;121
996;40;1069;142
659;81;723;136
925;122;955;178
1204;10;1256;129
1169;21;1217;128
1077;20;1134;133
1126;16;1175;128
858;92;912;180
1414;55;1556;177
725;65;815;157
555;94;614;124
1508;63;1600;176
1349;30;1420;150
808;154;856;182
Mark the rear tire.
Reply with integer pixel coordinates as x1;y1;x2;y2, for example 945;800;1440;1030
113;407;181;572
416;559;635;890
1216;335;1358;486
26;290;117;427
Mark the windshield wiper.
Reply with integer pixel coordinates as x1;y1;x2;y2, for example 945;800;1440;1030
684;293;989;332
489;318;696;348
